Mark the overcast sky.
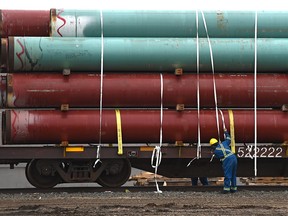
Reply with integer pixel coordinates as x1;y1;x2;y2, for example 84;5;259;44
0;0;286;10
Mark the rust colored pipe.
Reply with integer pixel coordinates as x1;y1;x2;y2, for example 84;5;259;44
1;73;287;108
0;10;50;37
4;110;288;144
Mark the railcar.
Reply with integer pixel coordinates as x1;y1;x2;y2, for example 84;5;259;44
0;9;287;188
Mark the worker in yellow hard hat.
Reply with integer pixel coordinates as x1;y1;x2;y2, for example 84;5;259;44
210;129;237;194
210;138;218;146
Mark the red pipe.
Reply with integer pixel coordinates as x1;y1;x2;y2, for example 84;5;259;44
0;10;50;37
2;73;287;108
4;110;288;144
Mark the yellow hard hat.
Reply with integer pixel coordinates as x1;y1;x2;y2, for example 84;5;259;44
209;138;218;146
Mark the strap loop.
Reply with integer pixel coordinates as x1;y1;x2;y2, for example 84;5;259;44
151;147;162;193
151;146;162;169
93;145;102;168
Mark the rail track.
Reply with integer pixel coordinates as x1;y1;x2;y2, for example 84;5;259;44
0;185;288;194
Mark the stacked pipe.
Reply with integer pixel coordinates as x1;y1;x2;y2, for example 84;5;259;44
0;9;287;145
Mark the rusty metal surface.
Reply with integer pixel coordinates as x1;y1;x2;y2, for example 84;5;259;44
7;37;14;72
2;73;287;108
0;10;50;37
0;75;6;107
0;38;7;71
4;110;288;144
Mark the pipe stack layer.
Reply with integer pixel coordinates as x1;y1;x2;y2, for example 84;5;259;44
0;9;287;145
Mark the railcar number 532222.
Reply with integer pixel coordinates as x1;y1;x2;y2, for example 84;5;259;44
237;146;283;158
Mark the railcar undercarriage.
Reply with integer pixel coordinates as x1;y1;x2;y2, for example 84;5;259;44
0;145;287;188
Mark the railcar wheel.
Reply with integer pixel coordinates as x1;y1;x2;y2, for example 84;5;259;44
25;159;61;189
96;159;131;187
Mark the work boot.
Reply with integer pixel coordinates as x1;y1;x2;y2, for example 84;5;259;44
230;190;237;193
221;190;229;194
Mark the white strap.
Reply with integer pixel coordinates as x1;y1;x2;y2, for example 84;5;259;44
218;109;227;140
187;157;197;167
254;11;258;177
159;73;163;149
151;73;163;193
187;10;201;167
99;9;104;145
218;109;226;130
151;146;162;193
196;10;201;159
201;11;221;142
93;145;102;168
151;147;162;169
96;9;104;166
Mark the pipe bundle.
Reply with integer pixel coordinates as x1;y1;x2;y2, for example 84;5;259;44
0;9;287;145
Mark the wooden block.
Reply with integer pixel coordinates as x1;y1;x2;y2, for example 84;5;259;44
174;68;183;75
61;104;69;111
176;104;185;111
60;141;69;147
239;177;288;185
63;68;71;76
175;140;184;146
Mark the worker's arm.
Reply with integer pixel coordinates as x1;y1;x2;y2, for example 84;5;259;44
224;129;231;141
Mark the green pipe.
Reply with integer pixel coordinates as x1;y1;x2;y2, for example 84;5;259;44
5;37;288;72
51;9;288;38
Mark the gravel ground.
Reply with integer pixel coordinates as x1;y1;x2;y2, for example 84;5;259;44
0;190;287;215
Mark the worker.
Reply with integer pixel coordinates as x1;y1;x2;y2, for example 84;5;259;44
191;177;209;186
210;129;237;193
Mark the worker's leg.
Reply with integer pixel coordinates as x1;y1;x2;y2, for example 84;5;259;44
199;177;209;185
230;155;238;192
191;177;198;186
222;159;232;193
